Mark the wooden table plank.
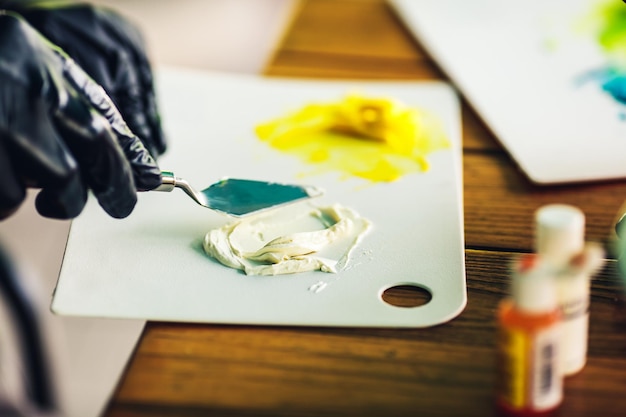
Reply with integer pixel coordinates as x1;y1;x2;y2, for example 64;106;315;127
265;1;443;78
464;152;626;252
278;0;422;60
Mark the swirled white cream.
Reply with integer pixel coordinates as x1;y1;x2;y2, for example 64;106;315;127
202;203;371;276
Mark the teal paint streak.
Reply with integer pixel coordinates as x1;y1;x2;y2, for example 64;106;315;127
581;67;626;105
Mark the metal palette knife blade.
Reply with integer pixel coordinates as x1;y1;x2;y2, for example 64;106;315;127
154;171;323;217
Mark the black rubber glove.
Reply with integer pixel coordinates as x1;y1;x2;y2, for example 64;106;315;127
10;1;167;159
0;12;161;219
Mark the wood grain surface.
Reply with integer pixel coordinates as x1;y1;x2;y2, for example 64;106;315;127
105;1;626;416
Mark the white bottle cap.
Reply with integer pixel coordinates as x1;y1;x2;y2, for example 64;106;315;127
535;204;585;267
512;254;558;314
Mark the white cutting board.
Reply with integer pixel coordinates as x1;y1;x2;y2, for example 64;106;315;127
391;0;626;184
52;67;465;328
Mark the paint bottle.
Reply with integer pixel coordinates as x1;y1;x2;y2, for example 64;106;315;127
534;204;594;376
496;254;562;417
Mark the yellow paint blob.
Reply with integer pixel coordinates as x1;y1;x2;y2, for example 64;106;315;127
255;94;449;182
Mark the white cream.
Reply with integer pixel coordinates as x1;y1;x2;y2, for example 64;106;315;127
203;203;371;276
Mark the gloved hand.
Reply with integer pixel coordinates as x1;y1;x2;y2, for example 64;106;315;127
0;12;162;219
7;1;167;158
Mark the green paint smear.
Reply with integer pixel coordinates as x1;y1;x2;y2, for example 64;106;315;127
592;0;626;63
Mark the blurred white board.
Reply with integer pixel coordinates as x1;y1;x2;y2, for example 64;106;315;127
392;0;626;184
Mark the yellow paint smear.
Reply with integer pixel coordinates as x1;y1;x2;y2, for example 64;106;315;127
255;94;449;182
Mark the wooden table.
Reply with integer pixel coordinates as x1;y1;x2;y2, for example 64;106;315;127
105;1;626;416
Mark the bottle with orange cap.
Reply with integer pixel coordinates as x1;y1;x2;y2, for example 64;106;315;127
496;253;563;417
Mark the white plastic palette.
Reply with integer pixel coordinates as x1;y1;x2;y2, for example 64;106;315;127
391;0;626;184
52;67;466;328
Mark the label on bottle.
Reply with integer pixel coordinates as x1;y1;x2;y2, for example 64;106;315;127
497;326;562;411
531;328;562;409
558;274;590;375
498;327;527;408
